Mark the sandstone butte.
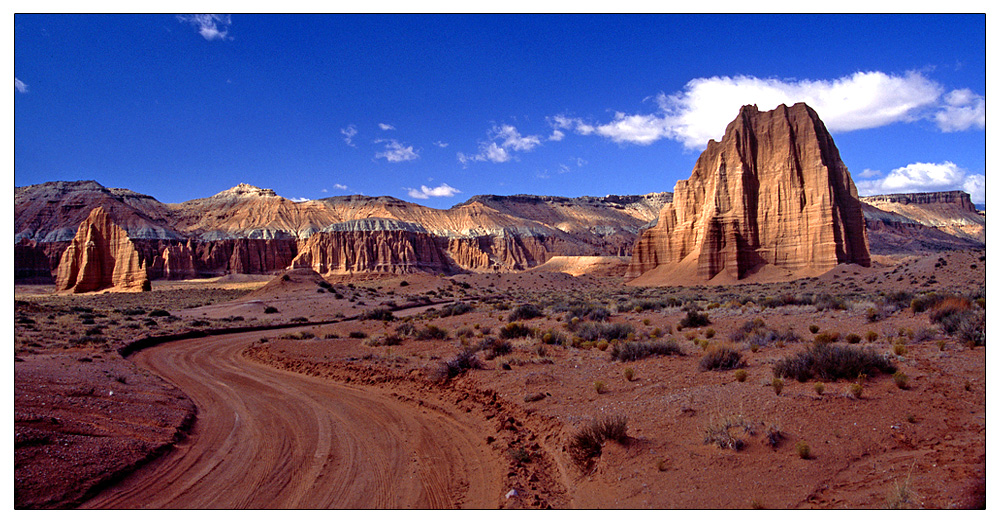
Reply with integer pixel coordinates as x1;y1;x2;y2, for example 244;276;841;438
54;207;151;293
627;103;870;285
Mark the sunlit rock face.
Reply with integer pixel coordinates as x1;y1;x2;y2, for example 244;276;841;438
55;207;150;293
627;103;870;282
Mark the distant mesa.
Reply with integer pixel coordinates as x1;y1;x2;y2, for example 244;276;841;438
627;103;871;285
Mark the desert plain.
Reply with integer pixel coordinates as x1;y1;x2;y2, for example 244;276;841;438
14;247;986;509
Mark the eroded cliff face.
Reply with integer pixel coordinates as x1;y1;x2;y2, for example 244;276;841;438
290;227;453;274
55;208;150;293
627;103;870;283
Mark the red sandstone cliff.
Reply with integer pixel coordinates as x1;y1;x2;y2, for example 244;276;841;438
627;103;870;284
54;208;150;293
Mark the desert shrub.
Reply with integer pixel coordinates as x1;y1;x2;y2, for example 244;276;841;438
910;293;942;313
764;425;784;449
893;371;910;389
703;416;754;451
508;303;543;321
734;369;747;382
281;331;315;340
264;306;279;314
795;441;812;459
441;347;483;380
705;328;715;339
568;415;629;468
438;301;474;317
678;309;711;329
415;324;449;340
620;298;675;313
847;382;864;399
574;322;634;342
290;317;308;323
559;304;611;322
955;310;986;347
477;337;513;360
814;382;825;395
813;294;847;311
611;338;682;362
623;367;635;381
699;346;745;371
593;381;607;394
363;334;403;347
772;377;784;396
773;344;896;382
730;318;798;349
398;280;409;287
84;326;104;336
845;333;862;344
394;323;417;337
808;324;820;334
539;329;567;345
499;322;532;339
348;331;368;339
361;308;395;321
865;331;879;343
148;309;170;317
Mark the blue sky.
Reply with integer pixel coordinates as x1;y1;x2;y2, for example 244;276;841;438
14;14;986;207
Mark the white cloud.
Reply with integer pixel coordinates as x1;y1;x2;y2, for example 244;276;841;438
548;129;565;141
855;161;985;204
340;125;357;147
934;89;986;132
493;124;541;152
457;124;540;166
378;123;395;131
176;14;232;41
375;139;419;162
556;71;983;149
15;77;27;93
289;197;310;203
406;183;461;199
558;164;571;174
333;183;348;191
433;141;449;148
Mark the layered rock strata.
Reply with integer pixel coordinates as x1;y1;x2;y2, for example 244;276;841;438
54;208;150;293
627;103;870;283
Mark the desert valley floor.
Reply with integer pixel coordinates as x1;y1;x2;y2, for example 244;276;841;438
13;249;986;509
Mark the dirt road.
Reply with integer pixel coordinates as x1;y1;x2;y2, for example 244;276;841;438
82;330;503;509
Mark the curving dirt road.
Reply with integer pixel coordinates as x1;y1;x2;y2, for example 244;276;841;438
82;330;503;509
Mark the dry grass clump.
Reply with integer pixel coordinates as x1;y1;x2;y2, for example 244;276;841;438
360;308;395;321
698;346;745;371
476;337;512;359
428;346;484;383
703;416;754;451
773;344;896;382
437;301;475;317
568;415;629;469
795;441;812;459
677;309;711;329
610;338;682;362
362;334;403;347
415;324;449;340
893;371;910;389
499;322;533;339
553;303;610;322
729;318;798;349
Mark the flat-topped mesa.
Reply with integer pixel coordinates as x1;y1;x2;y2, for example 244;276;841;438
627;103;870;283
860;190;977;212
55;207;150;293
211;183;279;199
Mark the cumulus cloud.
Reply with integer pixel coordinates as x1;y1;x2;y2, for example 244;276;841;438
406;183;461;199
548;129;565;141
855;161;985;204
433;141;449;148
555;71;983;149
333;183;348;191
378;123;396;131
289;197;310;203
457;124;541;165
176;14;232;41
375;139;419;162
14;77;27;93
340;125;357;147
934;89;986;132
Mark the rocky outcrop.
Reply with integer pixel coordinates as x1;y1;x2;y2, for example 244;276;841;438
54;208;150;293
861;201;984;254
161;242;198;280
627;103;870;283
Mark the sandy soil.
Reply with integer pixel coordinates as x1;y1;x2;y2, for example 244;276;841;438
13;248;987;509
